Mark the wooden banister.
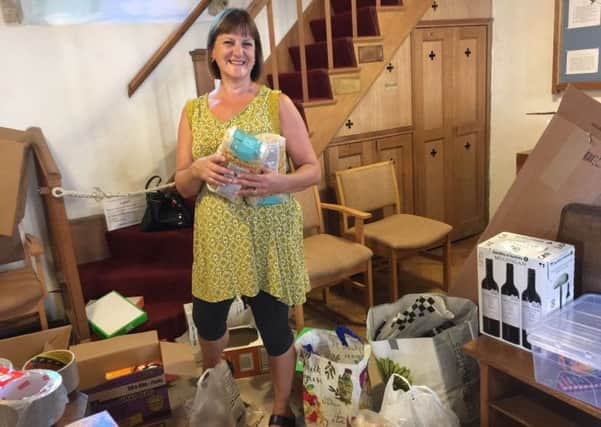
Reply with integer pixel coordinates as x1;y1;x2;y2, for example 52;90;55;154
27;127;90;341
325;0;333;70
351;0;358;38
128;0;278;97
247;0;271;18
127;0;212;97
266;1;279;90
296;0;309;102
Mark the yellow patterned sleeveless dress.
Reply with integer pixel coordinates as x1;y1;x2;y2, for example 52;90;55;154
184;85;309;306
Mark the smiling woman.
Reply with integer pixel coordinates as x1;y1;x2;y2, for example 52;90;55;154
174;8;320;427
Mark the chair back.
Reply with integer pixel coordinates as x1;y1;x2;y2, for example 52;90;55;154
558;203;601;296
0;231;24;265
294;186;324;236
335;161;401;232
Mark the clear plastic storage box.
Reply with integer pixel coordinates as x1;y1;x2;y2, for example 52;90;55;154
528;293;601;409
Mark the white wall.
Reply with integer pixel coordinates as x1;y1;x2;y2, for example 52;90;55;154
490;0;601;214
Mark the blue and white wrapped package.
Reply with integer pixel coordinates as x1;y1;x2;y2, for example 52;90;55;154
207;127;268;203
246;132;287;207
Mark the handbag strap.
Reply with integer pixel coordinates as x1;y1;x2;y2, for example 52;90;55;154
145;175;162;189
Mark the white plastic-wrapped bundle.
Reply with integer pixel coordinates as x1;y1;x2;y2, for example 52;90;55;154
246;132;287;207
207;127;268;203
207;127;287;206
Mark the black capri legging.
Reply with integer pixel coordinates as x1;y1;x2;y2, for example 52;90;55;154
192;291;294;357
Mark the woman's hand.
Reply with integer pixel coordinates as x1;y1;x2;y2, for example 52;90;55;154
190;153;233;187
236;168;285;197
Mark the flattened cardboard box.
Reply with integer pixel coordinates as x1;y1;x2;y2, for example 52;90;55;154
451;86;601;302
0;139;29;237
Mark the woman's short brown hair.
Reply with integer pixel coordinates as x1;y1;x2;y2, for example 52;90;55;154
207;8;263;82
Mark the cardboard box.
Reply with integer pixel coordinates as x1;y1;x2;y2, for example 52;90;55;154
88;385;170;427
0;325;71;369
0;139;29;237
87;296;144;309
478;232;574;351
451;86;601;303
70;330;196;426
85;291;148;339
223;325;268;379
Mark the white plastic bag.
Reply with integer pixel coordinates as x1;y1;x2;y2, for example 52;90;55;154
380;374;460;427
186;360;246;427
227;295;255;328
350;409;399;427
367;293;479;424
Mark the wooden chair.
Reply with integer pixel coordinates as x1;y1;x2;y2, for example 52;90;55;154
0;233;49;332
293;186;373;331
335;160;452;302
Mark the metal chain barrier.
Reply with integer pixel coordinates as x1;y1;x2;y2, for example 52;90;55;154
50;182;175;202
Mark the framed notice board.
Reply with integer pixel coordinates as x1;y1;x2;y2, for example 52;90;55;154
553;0;601;93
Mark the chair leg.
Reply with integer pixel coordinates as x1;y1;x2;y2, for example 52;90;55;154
390;252;399;302
38;302;48;330
294;304;304;332
366;260;374;308
322;288;330;305
442;235;451;293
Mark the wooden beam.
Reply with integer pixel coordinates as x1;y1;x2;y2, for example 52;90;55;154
127;0;212;97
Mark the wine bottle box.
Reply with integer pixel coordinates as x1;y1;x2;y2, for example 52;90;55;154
477;232;575;352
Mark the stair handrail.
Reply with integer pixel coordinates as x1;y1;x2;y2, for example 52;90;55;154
127;0;282;97
127;0;212;97
24;127;91;341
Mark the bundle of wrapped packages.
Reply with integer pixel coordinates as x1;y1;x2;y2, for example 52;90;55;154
207;126;287;206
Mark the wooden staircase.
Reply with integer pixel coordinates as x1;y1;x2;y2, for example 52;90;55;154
258;0;431;156
129;0;431;157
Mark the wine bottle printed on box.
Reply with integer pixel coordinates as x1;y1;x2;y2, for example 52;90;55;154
521;268;541;350
481;258;500;337
501;263;521;345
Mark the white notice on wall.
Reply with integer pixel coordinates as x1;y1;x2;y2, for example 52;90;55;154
568;0;601;29
566;48;599;74
103;194;146;231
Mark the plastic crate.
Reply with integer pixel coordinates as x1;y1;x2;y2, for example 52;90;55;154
528;294;601;409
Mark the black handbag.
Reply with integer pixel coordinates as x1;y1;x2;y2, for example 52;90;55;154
140;176;193;232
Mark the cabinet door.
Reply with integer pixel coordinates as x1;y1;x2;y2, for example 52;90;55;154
376;133;414;214
411;28;453;220
450;26;488;238
325;140;374;187
412;25;489;238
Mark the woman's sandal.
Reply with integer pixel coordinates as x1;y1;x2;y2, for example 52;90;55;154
268;414;296;426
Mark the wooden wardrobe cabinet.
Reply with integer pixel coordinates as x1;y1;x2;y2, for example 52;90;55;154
326;131;414;214
412;24;489;240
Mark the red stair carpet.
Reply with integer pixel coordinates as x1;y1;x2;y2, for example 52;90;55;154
268;0;402;103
